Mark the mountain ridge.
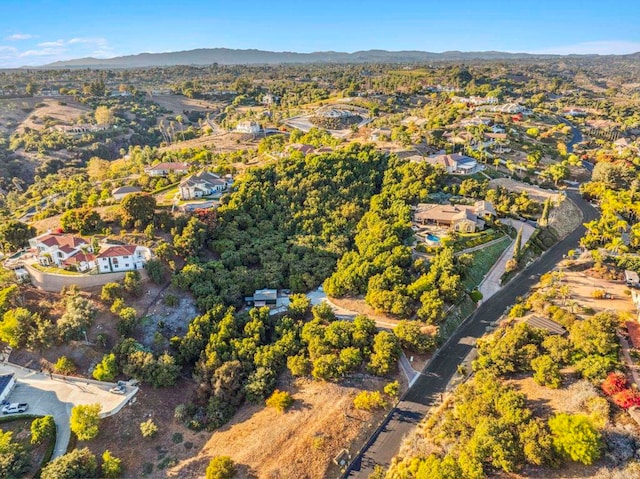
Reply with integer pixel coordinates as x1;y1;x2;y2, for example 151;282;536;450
34;47;625;69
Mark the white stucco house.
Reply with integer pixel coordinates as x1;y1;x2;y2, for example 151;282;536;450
179;172;230;200
236;120;261;134
29;232;96;272
424;153;481;175
96;244;152;273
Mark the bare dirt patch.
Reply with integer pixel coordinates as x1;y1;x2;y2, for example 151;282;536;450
150;95;223;116
169;374;397;479
18;97;90;132
83;379;202;479
556;267;635;318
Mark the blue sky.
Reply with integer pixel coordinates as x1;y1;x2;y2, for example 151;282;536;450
1;0;640;67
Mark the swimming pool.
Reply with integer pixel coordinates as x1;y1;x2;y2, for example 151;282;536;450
425;233;440;243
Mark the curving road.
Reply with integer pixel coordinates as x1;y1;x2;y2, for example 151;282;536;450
344;190;598;477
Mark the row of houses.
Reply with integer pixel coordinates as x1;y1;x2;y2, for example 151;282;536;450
28;232;151;274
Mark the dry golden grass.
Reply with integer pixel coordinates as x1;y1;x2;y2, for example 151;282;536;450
169;376;394;479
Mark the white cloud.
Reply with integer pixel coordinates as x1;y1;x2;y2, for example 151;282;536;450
6;33;34;41
0;36;116;66
534;40;640;55
37;40;65;48
20;47;65;58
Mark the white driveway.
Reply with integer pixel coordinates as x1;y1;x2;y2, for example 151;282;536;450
0;363;137;458
478;219;536;300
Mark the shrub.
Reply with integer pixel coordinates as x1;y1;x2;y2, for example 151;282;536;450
287;354;312;377
353;391;387;411
549;413;602;465
384;380;400;399
101;450;122;478
611;389;640;409
93;353;118;382
172;432;184;444
531;354;562;388
31;415;56;445
41;447;98;479
591;289;606;299
54;356;76;375
140;419;158;438
265;390;293;413
70;403;101;441
601;372;628;396
206;456;236;479
100;283;122;304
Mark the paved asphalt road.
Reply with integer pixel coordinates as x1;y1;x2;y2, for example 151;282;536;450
345;190;598;477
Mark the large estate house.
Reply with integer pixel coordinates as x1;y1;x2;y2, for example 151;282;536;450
28;232;151;274
414;200;496;233
424;153;481;175
29;232;95;272
179;172;230;200
96;244;151;273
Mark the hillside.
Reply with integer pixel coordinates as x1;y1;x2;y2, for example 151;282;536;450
39;47;569;68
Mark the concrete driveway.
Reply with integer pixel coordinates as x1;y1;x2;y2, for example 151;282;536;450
0;363;137;458
479;219;536;300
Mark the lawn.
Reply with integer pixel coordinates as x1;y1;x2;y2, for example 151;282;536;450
462;236;511;290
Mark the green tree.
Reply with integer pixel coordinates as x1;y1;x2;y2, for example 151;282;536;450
145;259;166;284
548;413;602;465
119;193;156;229
206;456;236;479
531;354;562;388
539;198;551;227
100;283;122;304
40;447;98;479
70;403;101;441
287;294;311;320
31;415;56;445
0;220;35;253
0;430;28;479
520;418;558;467
265;389;293;413
95;105;114;125
353;391;387;411
123;270;142;296
54;356;77;375
368;331;400;376
287;354;312;377
513;226;523;260
394;321;436;353
93;353;118;381
101;450;122;478
384;380;400;399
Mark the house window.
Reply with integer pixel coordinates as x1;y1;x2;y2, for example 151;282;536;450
112;258;119;267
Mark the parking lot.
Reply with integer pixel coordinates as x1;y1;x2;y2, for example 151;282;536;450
0;363;137;458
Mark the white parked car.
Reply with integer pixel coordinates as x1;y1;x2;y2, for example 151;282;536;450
1;402;28;414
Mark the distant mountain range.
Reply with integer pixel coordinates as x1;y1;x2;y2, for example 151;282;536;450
36;47;614;69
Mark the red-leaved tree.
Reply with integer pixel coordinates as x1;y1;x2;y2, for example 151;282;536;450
612;389;640;409
602;372;628;397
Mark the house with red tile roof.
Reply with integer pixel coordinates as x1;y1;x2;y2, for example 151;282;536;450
144;162;190;177
96;244;151;273
28;232;95;272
